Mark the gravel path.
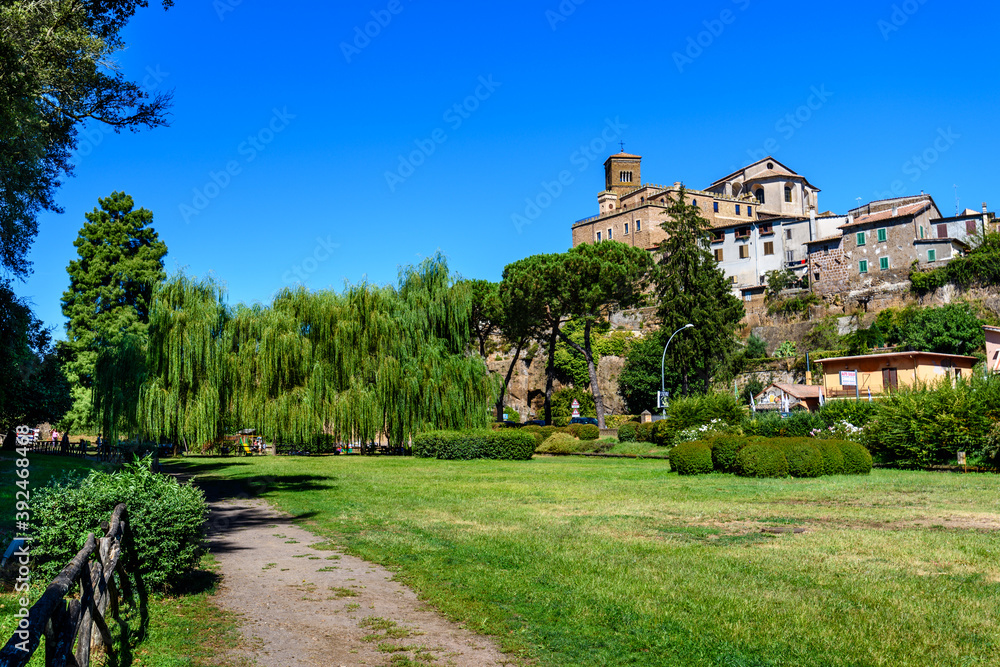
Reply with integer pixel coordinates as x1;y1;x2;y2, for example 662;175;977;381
206;496;516;667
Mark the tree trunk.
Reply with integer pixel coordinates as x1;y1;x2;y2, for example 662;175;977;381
495;338;525;422
556;321;605;429
544;326;559;425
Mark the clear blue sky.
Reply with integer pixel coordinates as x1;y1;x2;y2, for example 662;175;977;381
16;0;1000;334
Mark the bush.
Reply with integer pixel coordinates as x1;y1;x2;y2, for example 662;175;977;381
735;443;789;478
784;441;824;478
413;430;535;460
520;425;545;447
669;441;714;475
838;441;873;475
661;393;746;434
635;422;656;443
538;426;557;441
536;432;583;454
813;440;846;475
564;423;583;438
818;400;878;429
651;420;675;447
617;423;637;442
30;457;208;591
578;424;600;441
744;411;825;438
709;434;746;473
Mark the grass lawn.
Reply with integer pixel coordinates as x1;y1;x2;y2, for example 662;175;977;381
167;455;1000;667
0;453;247;666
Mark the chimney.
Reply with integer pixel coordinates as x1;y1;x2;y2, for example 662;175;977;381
809;207;816;241
892;203;898;217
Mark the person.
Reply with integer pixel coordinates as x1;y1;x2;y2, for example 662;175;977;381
51;429;60;444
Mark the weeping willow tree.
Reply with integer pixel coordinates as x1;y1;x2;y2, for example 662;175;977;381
96;254;498;448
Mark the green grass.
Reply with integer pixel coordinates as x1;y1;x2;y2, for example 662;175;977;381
163;455;1000;666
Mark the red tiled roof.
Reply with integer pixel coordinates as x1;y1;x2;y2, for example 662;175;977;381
771;383;822;400
839;201;932;229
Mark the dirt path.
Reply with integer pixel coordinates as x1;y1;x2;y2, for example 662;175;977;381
206;496;516;667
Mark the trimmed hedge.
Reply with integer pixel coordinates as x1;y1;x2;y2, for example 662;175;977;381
413;430;536;460
784;441;824;478
617;423;637;442
708;434;745;473
578;424;600;441
536;433;582;454
735;443;790;478
840;441;874;475
669;441;714;475
813;440;846;476
635;422;655;443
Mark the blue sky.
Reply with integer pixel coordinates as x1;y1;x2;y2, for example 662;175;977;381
15;0;1000;334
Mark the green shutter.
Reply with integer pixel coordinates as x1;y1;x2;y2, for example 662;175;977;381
928;249;936;262
880;257;889;270
856;232;866;246
859;260;868;273
877;228;887;242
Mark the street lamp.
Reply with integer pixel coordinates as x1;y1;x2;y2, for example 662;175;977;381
660;324;695;415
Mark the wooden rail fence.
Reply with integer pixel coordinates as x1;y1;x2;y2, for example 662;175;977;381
0;504;148;667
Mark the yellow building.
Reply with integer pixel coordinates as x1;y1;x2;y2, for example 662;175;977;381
818;352;978;398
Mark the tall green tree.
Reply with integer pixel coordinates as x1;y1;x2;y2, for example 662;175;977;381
0;280;71;445
467;279;502;358
655;188;745;395
555;241;652;428
61;191;167;432
500;253;571;425
0;0;172;276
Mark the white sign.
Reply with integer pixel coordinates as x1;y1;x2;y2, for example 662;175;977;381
657;391;670;409
957;451;967;465
840;371;858;387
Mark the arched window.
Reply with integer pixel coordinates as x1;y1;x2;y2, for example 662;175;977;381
754;188;765;204
784;185;793;203
692;199;697;207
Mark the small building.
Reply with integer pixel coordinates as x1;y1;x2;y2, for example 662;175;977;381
818;351;978;398
754;383;822;412
985;326;1000;374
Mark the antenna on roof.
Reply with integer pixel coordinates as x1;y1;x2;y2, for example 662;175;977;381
954;184;960;216
855;197;862;208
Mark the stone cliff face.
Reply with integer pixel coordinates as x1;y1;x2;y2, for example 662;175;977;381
488;353;627;419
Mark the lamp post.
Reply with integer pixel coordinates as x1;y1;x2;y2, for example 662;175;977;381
660;323;694;415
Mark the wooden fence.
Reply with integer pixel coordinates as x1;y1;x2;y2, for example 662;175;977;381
0;504;148;667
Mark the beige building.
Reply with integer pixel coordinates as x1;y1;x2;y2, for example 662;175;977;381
818;351;977;398
705;157;820;220
985;326;1000;373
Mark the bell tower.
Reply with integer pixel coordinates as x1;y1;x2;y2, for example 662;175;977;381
604;150;642;197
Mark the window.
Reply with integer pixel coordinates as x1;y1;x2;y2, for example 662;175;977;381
877;228;887;242
731;276;738;284
714;248;724;262
759;223;773;235
747;206;752;217
624;223;629;235
735;205;741;215
739;245;750;259
636;220;641;232
596;231;602;242
619;171;633;183
859;260;868;273
764;242;774;255
928;249;937;262
767;162;774;169
607;228;613;240
754;188;765;204
786;229;793;240
692;199;697;207
856;231;866;246
714;202;719;212
879;257;889;271
712;230;725;243
784;186;793;203
920;226;925;239
823;244;829;254
786;250;795;262
814;272;820;282
967;219;979;235
736;226;750;239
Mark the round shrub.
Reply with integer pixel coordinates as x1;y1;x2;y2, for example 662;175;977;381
521;425;545;447
564;423;583;438
617;423;637;442
813;440;845;476
635;422;655;443
538;426;557;441
735;443;789;478
578;424;600;441
537;432;581;454
838;441;874;475
669;441;714;475
709;434;746;473
652;420;674;447
30;457;208;591
785;442;824;478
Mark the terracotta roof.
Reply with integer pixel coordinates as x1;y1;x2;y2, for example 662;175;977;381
818;351;978;365
805;234;843;245
839;201;932;229
605;152;641;160
771;384;822;400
